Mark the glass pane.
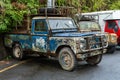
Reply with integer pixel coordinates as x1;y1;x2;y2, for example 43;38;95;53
78;21;100;30
48;19;76;29
35;21;47;31
108;21;116;29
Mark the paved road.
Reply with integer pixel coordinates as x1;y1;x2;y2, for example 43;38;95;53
0;50;120;80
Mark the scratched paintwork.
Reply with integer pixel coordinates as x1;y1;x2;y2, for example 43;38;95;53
49;37;77;53
32;37;47;52
4;34;32;49
4;37;13;47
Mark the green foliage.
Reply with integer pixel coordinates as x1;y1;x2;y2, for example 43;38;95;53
0;0;40;32
56;0;66;6
80;0;111;12
109;1;120;10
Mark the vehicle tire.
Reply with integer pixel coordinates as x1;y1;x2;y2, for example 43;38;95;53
86;54;102;65
107;46;116;54
12;44;24;60
58;47;77;71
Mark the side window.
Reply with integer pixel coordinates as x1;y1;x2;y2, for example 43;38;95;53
35;21;47;32
108;21;118;32
108;21;116;29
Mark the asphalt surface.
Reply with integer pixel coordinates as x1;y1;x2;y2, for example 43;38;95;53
0;50;120;80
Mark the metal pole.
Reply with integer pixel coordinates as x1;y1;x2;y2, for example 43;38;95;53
47;0;55;8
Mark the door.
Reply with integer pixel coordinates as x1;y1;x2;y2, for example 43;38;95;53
31;19;48;53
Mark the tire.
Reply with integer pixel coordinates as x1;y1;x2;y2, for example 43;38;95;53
58;47;77;71
107;46;116;54
12;44;24;60
86;54;102;65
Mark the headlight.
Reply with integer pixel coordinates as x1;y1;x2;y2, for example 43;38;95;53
80;38;86;51
110;34;117;42
105;33;117;43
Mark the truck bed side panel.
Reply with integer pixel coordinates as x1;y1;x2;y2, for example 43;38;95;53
4;34;32;50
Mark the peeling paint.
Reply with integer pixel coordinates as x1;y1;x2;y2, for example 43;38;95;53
49;37;77;53
36;37;45;48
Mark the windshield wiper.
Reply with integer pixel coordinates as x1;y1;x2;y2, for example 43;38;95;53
64;23;70;28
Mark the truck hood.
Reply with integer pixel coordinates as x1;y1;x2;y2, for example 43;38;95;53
53;32;103;37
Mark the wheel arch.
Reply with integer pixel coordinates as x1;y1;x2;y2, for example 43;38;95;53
12;41;22;48
55;45;73;55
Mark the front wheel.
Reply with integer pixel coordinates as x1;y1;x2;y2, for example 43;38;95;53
86;54;102;65
58;47;77;71
12;44;24;60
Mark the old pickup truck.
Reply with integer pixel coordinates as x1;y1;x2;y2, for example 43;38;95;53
4;15;108;71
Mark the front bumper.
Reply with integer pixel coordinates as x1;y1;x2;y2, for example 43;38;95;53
76;49;107;60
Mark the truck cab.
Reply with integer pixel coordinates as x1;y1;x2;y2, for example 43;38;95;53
105;20;120;46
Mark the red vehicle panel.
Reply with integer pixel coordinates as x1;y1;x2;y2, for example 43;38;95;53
104;20;120;45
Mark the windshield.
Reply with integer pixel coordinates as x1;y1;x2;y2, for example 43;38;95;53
78;21;101;31
48;19;77;29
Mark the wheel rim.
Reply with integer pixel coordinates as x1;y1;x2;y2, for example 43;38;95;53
14;47;21;58
60;52;72;68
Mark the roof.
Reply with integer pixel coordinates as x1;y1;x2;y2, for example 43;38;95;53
32;16;72;20
81;10;120;20
81;10;120;15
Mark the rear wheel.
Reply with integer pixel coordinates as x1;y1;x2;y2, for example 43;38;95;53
58;47;77;71
107;46;116;53
86;54;102;65
12;44;24;60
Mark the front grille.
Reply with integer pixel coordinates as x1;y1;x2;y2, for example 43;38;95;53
89;36;101;49
84;35;107;51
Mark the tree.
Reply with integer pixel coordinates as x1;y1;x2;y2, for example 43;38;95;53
0;0;39;32
109;0;120;10
80;0;112;12
1;0;120;32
